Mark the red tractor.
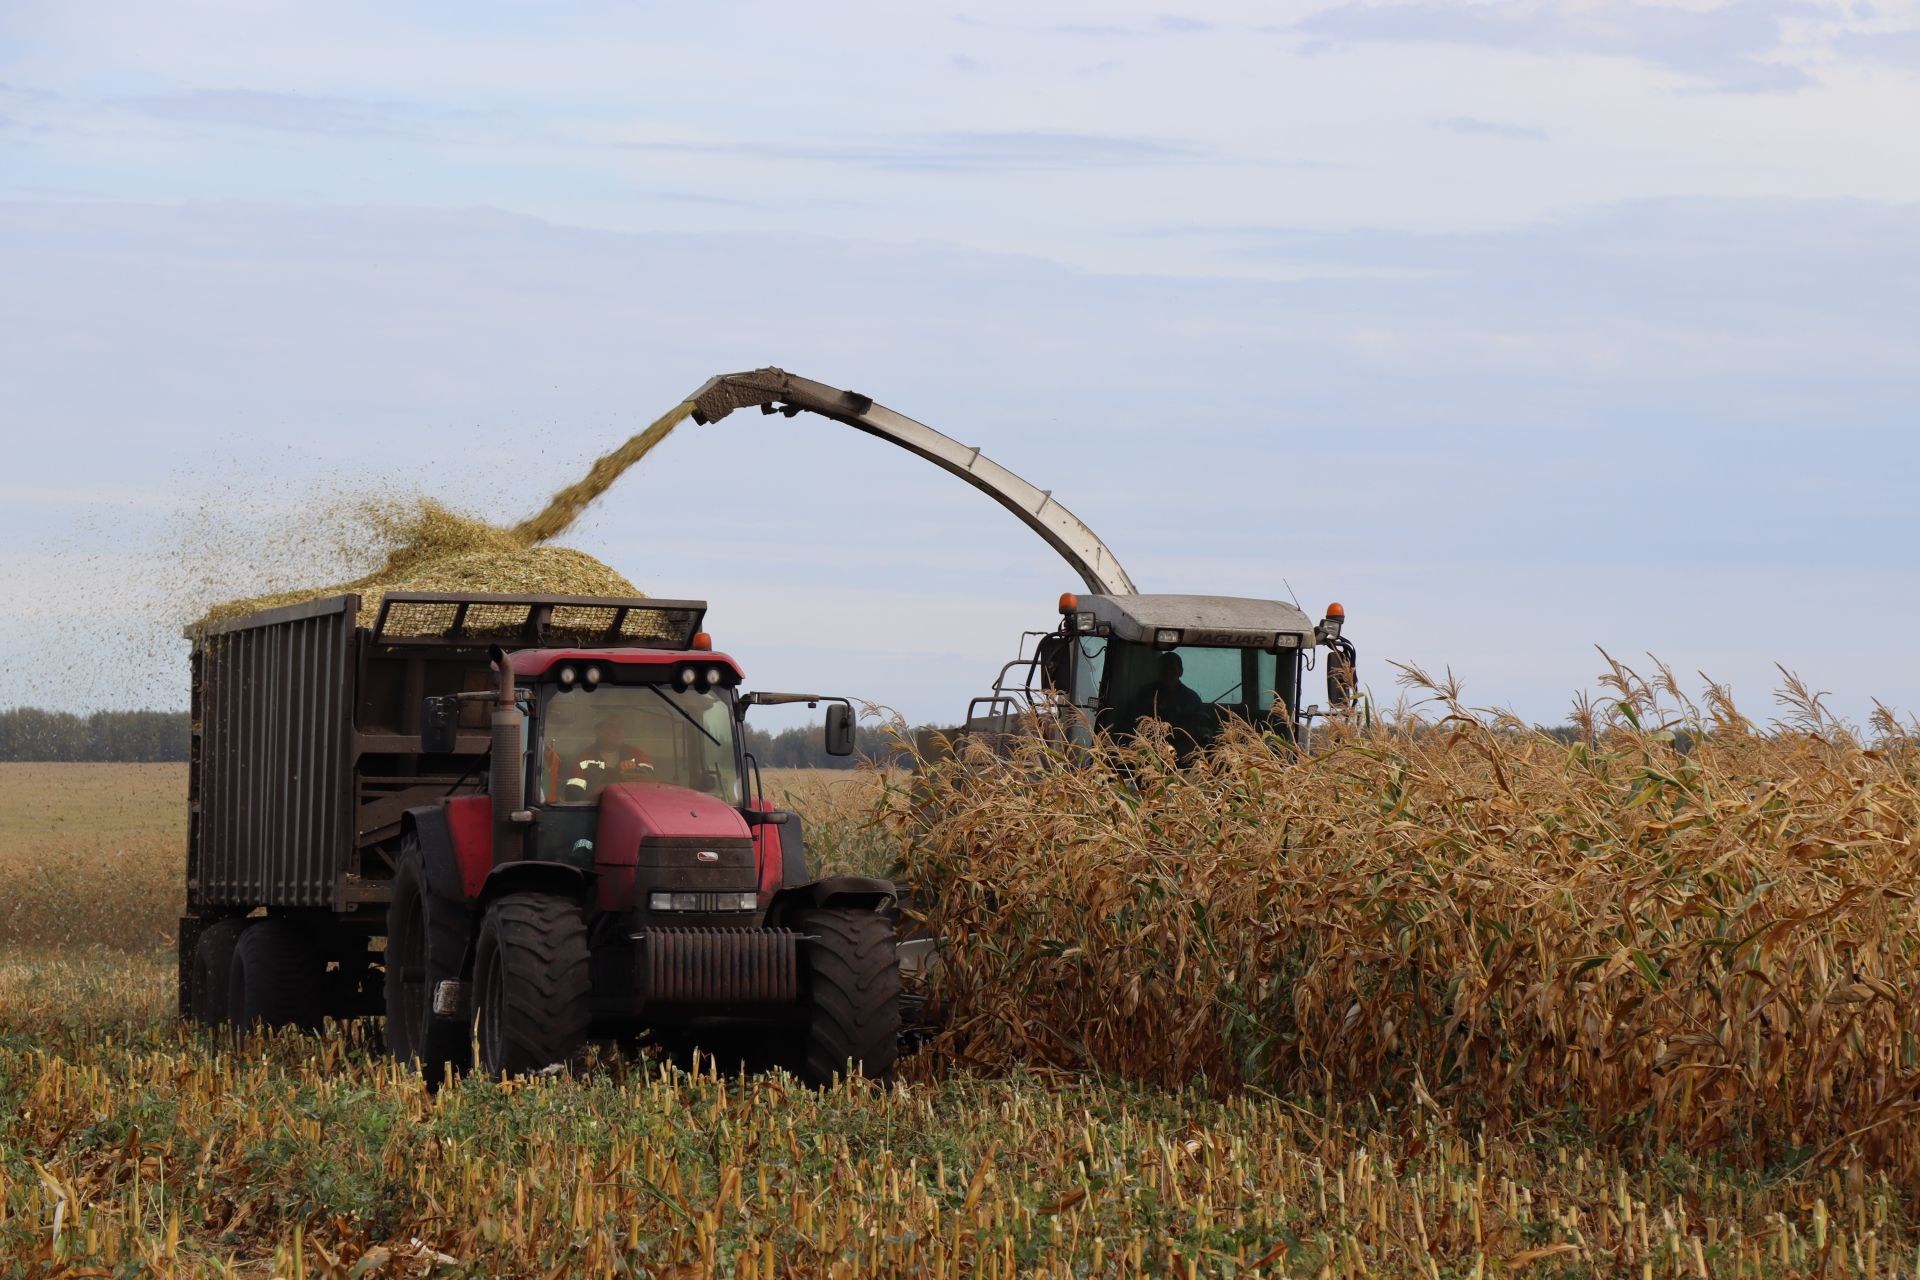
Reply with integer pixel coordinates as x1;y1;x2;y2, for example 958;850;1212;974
180;591;903;1083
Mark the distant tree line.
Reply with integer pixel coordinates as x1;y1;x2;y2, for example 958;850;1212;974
0;709;192;762
742;722;954;770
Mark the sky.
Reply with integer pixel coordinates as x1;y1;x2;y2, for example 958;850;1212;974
1;0;1917;731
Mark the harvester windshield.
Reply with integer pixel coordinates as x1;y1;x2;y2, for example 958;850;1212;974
540;685;742;804
1079;638;1296;747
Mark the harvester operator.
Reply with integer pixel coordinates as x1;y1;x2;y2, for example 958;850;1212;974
1149;653;1202;719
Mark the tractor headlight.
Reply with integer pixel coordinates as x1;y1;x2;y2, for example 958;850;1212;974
557;664;578;687
648;891;758;912
1154;628;1182;647
583;665;603;688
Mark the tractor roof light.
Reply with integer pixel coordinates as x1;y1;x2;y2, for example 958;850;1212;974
557;664;578;687
1058;592;1079;614
1325;602;1345;620
583;664;603;688
690;631;713;652
1154;627;1183;648
678;666;696;689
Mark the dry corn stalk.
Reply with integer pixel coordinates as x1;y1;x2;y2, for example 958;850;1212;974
898;662;1920;1183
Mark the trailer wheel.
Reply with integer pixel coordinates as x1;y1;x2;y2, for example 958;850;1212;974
187;918;245;1027
471;893;592;1076
789;907;902;1085
385;841;472;1081
227;919;321;1031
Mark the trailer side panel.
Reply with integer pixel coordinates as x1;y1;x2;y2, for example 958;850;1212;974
189;596;358;910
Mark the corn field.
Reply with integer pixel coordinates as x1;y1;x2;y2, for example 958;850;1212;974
901;661;1920;1185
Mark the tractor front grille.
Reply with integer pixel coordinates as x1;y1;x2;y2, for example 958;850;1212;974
632;926;800;1012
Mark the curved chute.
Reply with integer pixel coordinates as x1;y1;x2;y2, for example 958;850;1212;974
686;368;1137;597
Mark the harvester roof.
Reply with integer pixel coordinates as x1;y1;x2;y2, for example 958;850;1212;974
1082;594;1316;648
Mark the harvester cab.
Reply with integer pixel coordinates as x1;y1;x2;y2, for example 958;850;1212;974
971;592;1355;756
684;367;1361;752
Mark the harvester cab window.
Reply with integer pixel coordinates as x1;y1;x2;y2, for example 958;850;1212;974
541;684;742;805
1100;642;1287;746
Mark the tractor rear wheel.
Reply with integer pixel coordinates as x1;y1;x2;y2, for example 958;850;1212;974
227;919;321;1031
788;907;901;1085
471;893;592;1076
384;841;472;1082
188;917;245;1027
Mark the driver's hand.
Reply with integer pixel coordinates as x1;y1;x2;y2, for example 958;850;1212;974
618;756;652;774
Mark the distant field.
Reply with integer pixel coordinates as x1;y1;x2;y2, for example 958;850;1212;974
0;761;185;950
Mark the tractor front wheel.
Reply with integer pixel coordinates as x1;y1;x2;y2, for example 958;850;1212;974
471;893;592;1076
384;840;472;1083
788;907;902;1086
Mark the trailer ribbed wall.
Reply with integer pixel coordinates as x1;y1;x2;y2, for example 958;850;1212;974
189;596;358;910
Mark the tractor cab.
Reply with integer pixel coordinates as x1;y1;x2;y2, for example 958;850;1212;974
416;623;860;916
520;648;746;807
967;593;1357;756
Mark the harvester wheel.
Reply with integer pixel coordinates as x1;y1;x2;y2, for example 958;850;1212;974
471;893;592;1076
188;917;245;1027
228;919;321;1031
384;841;472;1082
789;907;902;1086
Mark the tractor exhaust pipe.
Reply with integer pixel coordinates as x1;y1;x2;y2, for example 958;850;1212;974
489;646;527;866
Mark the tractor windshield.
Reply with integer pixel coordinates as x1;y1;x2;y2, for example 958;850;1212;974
1096;639;1295;749
539;684;742;805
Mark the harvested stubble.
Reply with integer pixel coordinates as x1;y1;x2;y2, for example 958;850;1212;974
899;661;1920;1185
197;400;695;628
4;949;1913;1276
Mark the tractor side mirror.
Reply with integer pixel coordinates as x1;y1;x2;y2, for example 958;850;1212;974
420;695;459;755
824;703;856;757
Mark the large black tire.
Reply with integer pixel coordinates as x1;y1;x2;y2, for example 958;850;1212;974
384;840;472;1081
471;893;592;1076
188;918;246;1027
228;919;320;1031
789;907;902;1085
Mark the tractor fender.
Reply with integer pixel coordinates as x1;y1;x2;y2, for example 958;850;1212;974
478;860;593;911
764;875;897;927
402;802;491;905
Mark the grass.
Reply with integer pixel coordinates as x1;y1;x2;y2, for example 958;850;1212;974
4;738;1918;1274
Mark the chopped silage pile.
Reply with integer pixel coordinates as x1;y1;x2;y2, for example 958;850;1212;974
197;400;696;630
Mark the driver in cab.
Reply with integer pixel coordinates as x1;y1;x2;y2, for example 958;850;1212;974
560;713;654;802
1148;652;1202;719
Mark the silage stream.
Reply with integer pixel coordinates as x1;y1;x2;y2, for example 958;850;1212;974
199;399;696;627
